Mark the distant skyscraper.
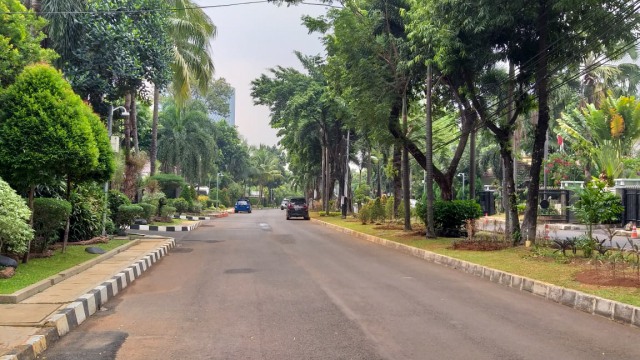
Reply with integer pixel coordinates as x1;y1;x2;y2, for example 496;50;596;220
210;87;235;127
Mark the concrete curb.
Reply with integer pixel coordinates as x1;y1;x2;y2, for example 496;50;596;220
0;240;140;304
0;239;175;360
173;215;211;220
312;219;640;329
130;220;202;232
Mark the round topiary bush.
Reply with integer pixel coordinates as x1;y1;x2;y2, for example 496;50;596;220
139;203;157;222
115;204;144;231
0;177;33;255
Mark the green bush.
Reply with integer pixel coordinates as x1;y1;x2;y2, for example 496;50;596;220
108;190;131;222
139;203;157;222
385;196;395;221
172;198;189;214
190;202;203;214
142;191;166;208
115;204;144;230
180;183;194;205
33;198;72;252
68;184;106;242
370;198;385;223
358;202;372;224
416;199;483;237
161;206;176;218
148;174;185;198
0;177;33;254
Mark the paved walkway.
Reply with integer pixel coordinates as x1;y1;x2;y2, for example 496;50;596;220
0;237;174;360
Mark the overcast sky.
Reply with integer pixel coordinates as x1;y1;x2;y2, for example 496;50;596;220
197;1;331;147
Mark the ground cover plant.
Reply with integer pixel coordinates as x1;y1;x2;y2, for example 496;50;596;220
312;212;640;307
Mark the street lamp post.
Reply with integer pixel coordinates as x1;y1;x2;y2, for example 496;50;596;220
458;172;466;200
102;105;129;236
216;172;223;207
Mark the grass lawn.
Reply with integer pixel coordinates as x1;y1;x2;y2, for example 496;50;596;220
148;219;198;226
0;239;129;294
313;212;640;307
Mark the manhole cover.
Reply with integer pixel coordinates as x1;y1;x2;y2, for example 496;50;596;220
200;224;216;227
171;247;193;253
224;268;256;274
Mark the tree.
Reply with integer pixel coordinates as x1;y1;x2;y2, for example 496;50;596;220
0;0;55;87
0;177;33;255
0;63;100;259
572;179;623;240
157;98;216;184
557;95;640;184
150;0;216;176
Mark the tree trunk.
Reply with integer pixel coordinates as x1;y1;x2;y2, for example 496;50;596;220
522;0;550;243
500;144;521;244
150;85;160;176
402;92;412;231
392;145;402;219
425;64;436;238
325;144;331;215
123;93;137;200
469;128;476;200
62;177;72;254
131;97;139;154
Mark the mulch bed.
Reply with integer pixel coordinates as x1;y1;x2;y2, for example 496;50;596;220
575;269;640;287
451;239;512;251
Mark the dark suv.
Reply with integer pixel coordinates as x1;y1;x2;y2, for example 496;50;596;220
286;197;310;220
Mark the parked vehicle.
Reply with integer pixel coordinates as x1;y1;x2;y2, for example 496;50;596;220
280;198;289;210
286;197;309;220
234;199;252;213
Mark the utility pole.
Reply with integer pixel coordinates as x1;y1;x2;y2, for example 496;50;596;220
425;62;436;238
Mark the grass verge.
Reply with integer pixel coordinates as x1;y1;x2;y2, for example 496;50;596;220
149;219;197;226
313;213;640;307
0;239;129;294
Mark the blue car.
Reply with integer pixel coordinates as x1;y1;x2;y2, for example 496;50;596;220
234;199;252;213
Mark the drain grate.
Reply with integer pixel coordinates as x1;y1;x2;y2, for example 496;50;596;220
170;247;193;253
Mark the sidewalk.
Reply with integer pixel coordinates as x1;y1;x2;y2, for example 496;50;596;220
0;236;175;360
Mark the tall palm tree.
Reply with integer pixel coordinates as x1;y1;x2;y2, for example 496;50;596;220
150;0;216;176
157;99;216;183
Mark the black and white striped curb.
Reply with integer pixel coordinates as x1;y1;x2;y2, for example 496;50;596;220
0;239;175;360
313;219;640;329
129;221;201;232
48;239;175;334
173;215;211;220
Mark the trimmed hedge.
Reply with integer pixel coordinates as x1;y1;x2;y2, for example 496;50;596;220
416;199;483;237
33;198;71;252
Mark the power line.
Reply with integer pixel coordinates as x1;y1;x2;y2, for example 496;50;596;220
0;0;341;15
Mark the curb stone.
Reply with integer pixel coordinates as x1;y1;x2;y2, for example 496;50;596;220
0;239;175;360
311;218;640;329
130;221;201;232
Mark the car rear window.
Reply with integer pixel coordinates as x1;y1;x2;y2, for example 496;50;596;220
237;201;248;205
290;198;306;205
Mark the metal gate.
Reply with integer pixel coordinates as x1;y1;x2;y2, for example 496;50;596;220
620;188;640;225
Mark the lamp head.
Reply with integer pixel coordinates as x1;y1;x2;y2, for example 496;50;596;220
121;110;130;117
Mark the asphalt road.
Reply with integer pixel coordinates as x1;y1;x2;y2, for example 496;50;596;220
38;210;640;359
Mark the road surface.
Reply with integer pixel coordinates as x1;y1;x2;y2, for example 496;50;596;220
38;209;640;359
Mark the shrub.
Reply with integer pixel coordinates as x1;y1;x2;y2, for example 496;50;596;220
139;203;157;222
359;201;372;224
416;199;483;237
142;191;166;208
385;196;395;221
160;206;176;218
571;179;623;240
370;198;385;223
68;184;106;242
108;190;131;222
191;202;203;214
33;198;71;252
115;204;144;230
148;174;185;198
180;184;195;205
0;177;33;254
172;198;189;214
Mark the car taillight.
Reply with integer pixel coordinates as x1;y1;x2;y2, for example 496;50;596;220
303;204;308;209
288;204;293;209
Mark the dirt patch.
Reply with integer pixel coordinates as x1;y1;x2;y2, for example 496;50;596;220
575;269;640;287
451;239;511;251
